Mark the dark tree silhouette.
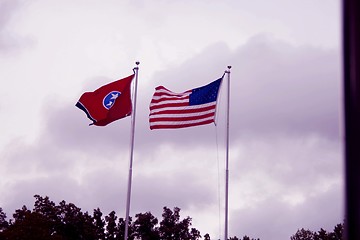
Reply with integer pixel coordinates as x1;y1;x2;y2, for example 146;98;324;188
133;212;159;240
3;205;53;240
117;216;134;240
0;194;344;240
329;223;344;240
291;223;344;240
105;211;118;240
56;199;97;239
93;208;106;240
315;228;328;240
291;228;316;240
0;208;8;233
159;207;201;240
0;197;200;240
204;233;211;240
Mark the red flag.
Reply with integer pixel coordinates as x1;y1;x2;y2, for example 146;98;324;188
76;74;134;126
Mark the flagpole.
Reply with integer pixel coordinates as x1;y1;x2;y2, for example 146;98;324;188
224;65;231;240
124;61;140;240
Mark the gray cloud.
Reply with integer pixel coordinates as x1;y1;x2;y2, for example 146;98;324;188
2;176;82;216
0;0;30;53
231;183;343;240
232;135;342;186
132;35;341;150
34;35;341;153
233;36;341;139
1;35;343;239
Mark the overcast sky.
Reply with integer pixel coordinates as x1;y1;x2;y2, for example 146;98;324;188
0;0;343;239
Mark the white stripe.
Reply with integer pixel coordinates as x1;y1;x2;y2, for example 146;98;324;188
149;109;215;119
155;88;190;96
150;102;216;114
150;98;189;107
150;116;215;127
152;93;190;101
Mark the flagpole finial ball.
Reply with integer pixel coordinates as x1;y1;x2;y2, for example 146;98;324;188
227;66;232;69
136;61;140;65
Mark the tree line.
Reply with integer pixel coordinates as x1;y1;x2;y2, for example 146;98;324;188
0;195;343;240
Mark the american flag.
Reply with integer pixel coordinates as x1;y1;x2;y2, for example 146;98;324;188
149;77;223;129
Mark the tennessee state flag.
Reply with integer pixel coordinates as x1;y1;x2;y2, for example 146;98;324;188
76;74;134;126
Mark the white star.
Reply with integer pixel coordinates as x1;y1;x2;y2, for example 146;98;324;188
110;93;119;100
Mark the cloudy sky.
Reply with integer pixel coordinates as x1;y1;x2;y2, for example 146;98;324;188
0;0;342;239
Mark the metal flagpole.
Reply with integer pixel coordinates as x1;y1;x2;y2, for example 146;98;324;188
124;61;140;240
224;66;231;240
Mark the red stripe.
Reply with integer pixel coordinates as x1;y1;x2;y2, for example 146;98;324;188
154;86;191;93
150;105;216;114
155;86;170;91
150;96;189;104
149;112;215;123
150;119;214;130
149;85;218;130
150;102;189;111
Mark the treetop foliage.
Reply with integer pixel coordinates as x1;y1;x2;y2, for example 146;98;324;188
0;195;343;240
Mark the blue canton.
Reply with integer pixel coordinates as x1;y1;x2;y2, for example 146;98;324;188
189;78;222;105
